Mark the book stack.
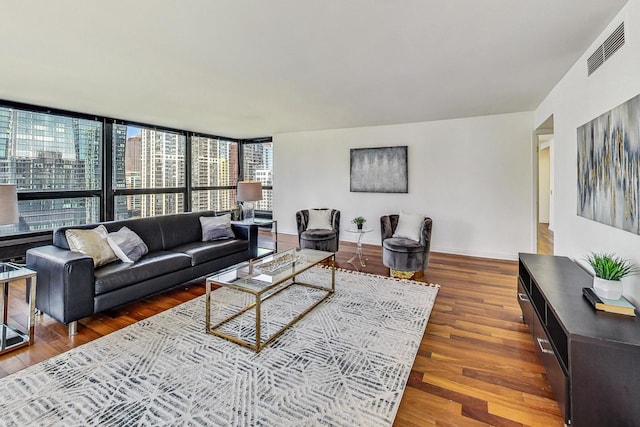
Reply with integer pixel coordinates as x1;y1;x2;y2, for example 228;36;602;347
582;287;636;316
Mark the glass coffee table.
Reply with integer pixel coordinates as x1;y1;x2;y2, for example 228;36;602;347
205;248;335;352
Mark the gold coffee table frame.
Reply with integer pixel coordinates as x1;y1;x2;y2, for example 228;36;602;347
205;248;335;352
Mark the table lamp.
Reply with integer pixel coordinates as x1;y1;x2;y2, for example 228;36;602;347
236;181;262;223
0;184;19;226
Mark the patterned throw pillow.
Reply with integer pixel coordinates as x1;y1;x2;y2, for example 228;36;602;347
65;225;118;267
107;226;149;263
200;214;235;241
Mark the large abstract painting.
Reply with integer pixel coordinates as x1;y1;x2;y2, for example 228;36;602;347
577;94;640;234
350;146;408;193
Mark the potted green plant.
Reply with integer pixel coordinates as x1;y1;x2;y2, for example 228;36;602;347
584;252;638;299
352;216;366;230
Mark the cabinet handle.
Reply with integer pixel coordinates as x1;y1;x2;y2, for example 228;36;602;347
518;293;530;302
536;337;554;355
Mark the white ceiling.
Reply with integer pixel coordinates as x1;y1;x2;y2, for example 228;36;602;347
0;0;629;139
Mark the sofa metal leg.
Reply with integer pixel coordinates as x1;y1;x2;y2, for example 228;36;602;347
68;321;78;336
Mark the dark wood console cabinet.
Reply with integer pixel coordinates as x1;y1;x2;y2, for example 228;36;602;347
518;253;640;426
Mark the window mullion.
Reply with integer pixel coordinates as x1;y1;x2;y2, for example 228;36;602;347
185;132;192;212
103;120;114;221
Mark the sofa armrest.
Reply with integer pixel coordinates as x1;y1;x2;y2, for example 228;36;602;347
231;223;259;258
26;245;95;325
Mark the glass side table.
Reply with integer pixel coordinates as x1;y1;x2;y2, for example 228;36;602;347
0;262;37;355
345;226;373;270
252;218;278;257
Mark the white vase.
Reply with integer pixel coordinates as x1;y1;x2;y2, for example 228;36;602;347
593;277;623;300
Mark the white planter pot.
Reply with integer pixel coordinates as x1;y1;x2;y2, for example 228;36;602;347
593;277;623;300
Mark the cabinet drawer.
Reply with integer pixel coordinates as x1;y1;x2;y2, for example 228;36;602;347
517;279;533;329
532;310;570;424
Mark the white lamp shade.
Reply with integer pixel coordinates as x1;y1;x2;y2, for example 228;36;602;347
237;181;263;202
0;184;18;225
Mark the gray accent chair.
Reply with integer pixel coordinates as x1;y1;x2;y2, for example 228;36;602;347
380;214;432;276
296;209;340;252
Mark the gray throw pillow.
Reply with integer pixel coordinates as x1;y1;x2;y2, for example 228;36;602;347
107;226;149;263
200;214;235;241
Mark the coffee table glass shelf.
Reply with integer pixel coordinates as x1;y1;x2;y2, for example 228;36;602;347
205;248;335;352
1;262;37;356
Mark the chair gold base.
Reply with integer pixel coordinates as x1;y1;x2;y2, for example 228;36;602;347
390;269;423;280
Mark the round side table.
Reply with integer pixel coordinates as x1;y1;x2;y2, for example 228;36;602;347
345;226;373;270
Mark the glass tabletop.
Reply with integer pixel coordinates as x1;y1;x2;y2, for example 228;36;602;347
345;226;373;233
207;248;333;293
0;262;36;281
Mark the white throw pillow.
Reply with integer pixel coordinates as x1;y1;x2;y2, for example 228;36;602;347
107;226;149;263
392;211;424;242
306;209;333;230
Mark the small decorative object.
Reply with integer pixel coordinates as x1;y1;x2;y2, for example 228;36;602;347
352;216;366;230
256;251;303;274
230;203;242;221
584;252;638;300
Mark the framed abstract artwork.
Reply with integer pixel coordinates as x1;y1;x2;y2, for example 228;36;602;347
350;146;408;193
577;93;640;234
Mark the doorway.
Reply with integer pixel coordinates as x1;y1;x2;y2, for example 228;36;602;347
536;116;554;255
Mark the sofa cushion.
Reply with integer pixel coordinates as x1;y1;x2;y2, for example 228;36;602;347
174;240;248;266
94;251;192;295
383;237;425;254
157;211;217;250
65;225;118;267
301;229;336;242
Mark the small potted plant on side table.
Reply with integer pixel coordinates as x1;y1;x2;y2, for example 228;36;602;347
352;216;366;230
585;252;638;299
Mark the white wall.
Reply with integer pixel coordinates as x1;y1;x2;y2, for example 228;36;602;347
273;111;534;260
535;0;640;306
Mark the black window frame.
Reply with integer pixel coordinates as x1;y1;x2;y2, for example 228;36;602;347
0;99;272;260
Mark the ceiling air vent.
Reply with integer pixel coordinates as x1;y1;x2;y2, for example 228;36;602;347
588;22;625;76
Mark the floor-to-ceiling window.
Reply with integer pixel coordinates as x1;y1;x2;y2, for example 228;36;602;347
242;141;273;213
0;100;272;259
191;136;239;213
112;124;186;220
0;106;102;236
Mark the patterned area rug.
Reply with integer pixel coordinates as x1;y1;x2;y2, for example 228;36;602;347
0;267;439;427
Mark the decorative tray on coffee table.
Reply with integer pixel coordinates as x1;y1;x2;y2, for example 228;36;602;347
255;251;304;274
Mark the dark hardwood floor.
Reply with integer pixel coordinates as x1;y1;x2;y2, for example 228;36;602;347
0;232;562;426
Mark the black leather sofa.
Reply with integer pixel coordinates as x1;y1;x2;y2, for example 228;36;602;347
26;211;258;335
